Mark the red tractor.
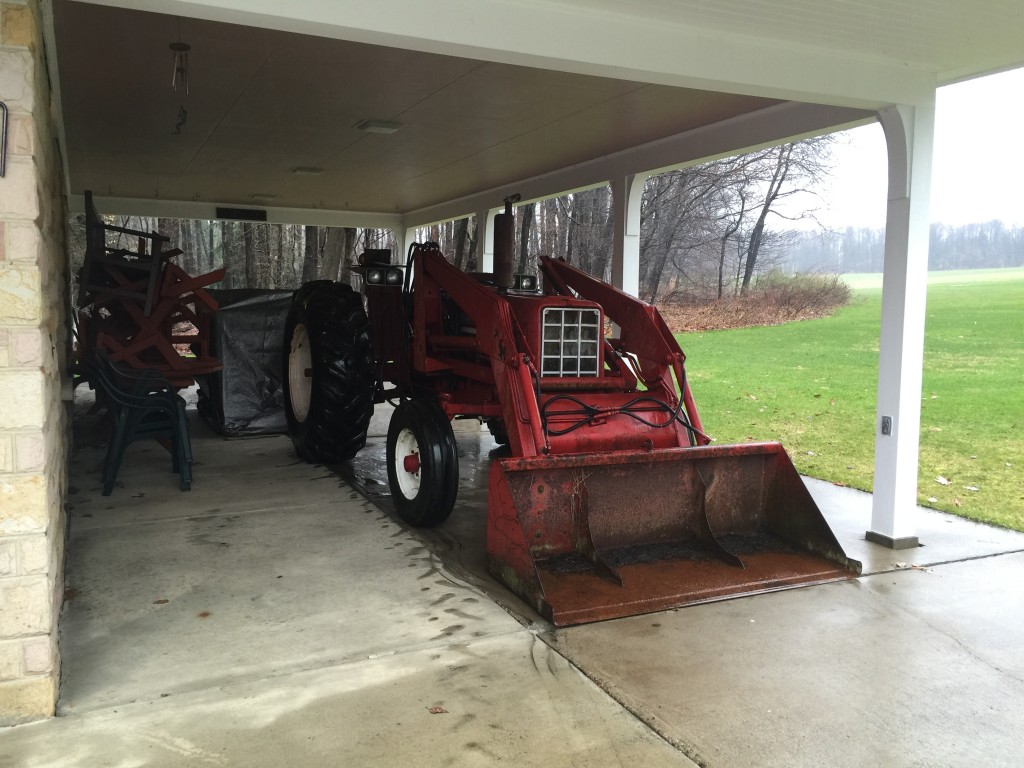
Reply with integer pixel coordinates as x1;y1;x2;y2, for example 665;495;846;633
283;201;859;625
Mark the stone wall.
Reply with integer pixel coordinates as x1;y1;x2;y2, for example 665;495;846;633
0;0;71;725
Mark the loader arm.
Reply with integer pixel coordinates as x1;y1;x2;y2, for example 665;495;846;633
412;244;548;457
540;256;708;444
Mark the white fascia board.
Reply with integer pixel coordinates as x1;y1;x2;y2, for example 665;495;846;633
76;0;937;107
938;61;1024;88
68;195;403;230
402;101;875;229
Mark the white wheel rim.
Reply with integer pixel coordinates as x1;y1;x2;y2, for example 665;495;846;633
393;427;421;500
288;323;313;423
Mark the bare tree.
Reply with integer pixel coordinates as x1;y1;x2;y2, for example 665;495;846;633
739;137;833;293
453;217;470;270
301;226;320;284
517;202;535;273
718;189;747;299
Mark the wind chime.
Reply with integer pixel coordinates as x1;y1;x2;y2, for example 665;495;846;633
170;31;190;134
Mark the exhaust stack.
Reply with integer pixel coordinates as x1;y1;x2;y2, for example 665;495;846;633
492;195;518;289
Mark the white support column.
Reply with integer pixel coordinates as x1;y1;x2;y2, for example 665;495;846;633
476;207;498;273
867;102;935;549
610;174;647;296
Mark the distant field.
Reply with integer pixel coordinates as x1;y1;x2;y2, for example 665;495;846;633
678;267;1024;531
841;266;1024;291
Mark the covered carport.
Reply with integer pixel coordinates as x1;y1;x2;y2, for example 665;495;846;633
1;0;1023;744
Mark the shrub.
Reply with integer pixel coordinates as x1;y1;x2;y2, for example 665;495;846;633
752;271;851;318
656;272;851;332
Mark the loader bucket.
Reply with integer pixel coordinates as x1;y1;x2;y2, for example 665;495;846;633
486;442;861;626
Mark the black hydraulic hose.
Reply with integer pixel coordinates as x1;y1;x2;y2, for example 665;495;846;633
540;392;703;439
398;243;418;372
675;366;697;447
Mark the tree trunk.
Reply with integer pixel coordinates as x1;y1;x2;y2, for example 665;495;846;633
466;217;479;272
599;189;615;282
718;199;746;300
741;145;792;293
208;222;219;283
243;224;257;287
321;227;347;282
340;227;357;283
301;226;320;283
453;217;469;270
272;225;284;288
643;237;673;304
517;203;535;273
222;222;247;289
555;197;569;260
565;198;576;266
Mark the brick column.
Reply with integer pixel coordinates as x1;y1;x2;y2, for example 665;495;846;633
0;0;71;724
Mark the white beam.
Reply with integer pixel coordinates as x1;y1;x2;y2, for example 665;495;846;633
475;207;497;273
610;174;647;297
69;194;403;231
868;103;935;549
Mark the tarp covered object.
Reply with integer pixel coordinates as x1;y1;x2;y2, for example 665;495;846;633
198;290;293;437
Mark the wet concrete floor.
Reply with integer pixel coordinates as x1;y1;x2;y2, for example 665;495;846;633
2;402;1023;766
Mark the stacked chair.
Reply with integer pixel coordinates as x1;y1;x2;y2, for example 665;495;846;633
76;192;223;493
86;352;192;495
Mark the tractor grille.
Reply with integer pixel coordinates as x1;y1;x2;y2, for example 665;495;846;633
541;307;601;377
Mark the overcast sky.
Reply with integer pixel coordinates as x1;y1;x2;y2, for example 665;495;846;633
815;66;1024;230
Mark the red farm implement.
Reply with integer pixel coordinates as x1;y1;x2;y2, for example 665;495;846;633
282;201;859;625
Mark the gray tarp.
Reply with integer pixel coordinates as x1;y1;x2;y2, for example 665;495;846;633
199;290;293;437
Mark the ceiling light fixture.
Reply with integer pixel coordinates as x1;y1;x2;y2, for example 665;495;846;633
356;119;403;135
290;166;326;176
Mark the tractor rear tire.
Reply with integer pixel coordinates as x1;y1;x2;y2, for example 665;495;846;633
386;398;459;527
485;418;509;447
283;281;375;463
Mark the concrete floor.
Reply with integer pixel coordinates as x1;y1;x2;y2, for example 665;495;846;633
2;400;1024;767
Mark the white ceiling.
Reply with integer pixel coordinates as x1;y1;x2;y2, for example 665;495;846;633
53;0;1024;221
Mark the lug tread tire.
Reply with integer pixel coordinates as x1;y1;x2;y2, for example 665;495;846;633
386;399;459;527
486;417;509;446
283;281;375;463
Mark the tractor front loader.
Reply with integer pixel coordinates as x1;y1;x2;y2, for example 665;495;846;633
283;201;860;626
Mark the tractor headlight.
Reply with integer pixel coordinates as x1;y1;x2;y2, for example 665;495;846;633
513;273;537;291
365;266;402;287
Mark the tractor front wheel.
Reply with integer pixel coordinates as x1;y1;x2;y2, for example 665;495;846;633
386;399;459;527
283;281;375;463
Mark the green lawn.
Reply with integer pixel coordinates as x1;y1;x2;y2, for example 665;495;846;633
678;267;1024;531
